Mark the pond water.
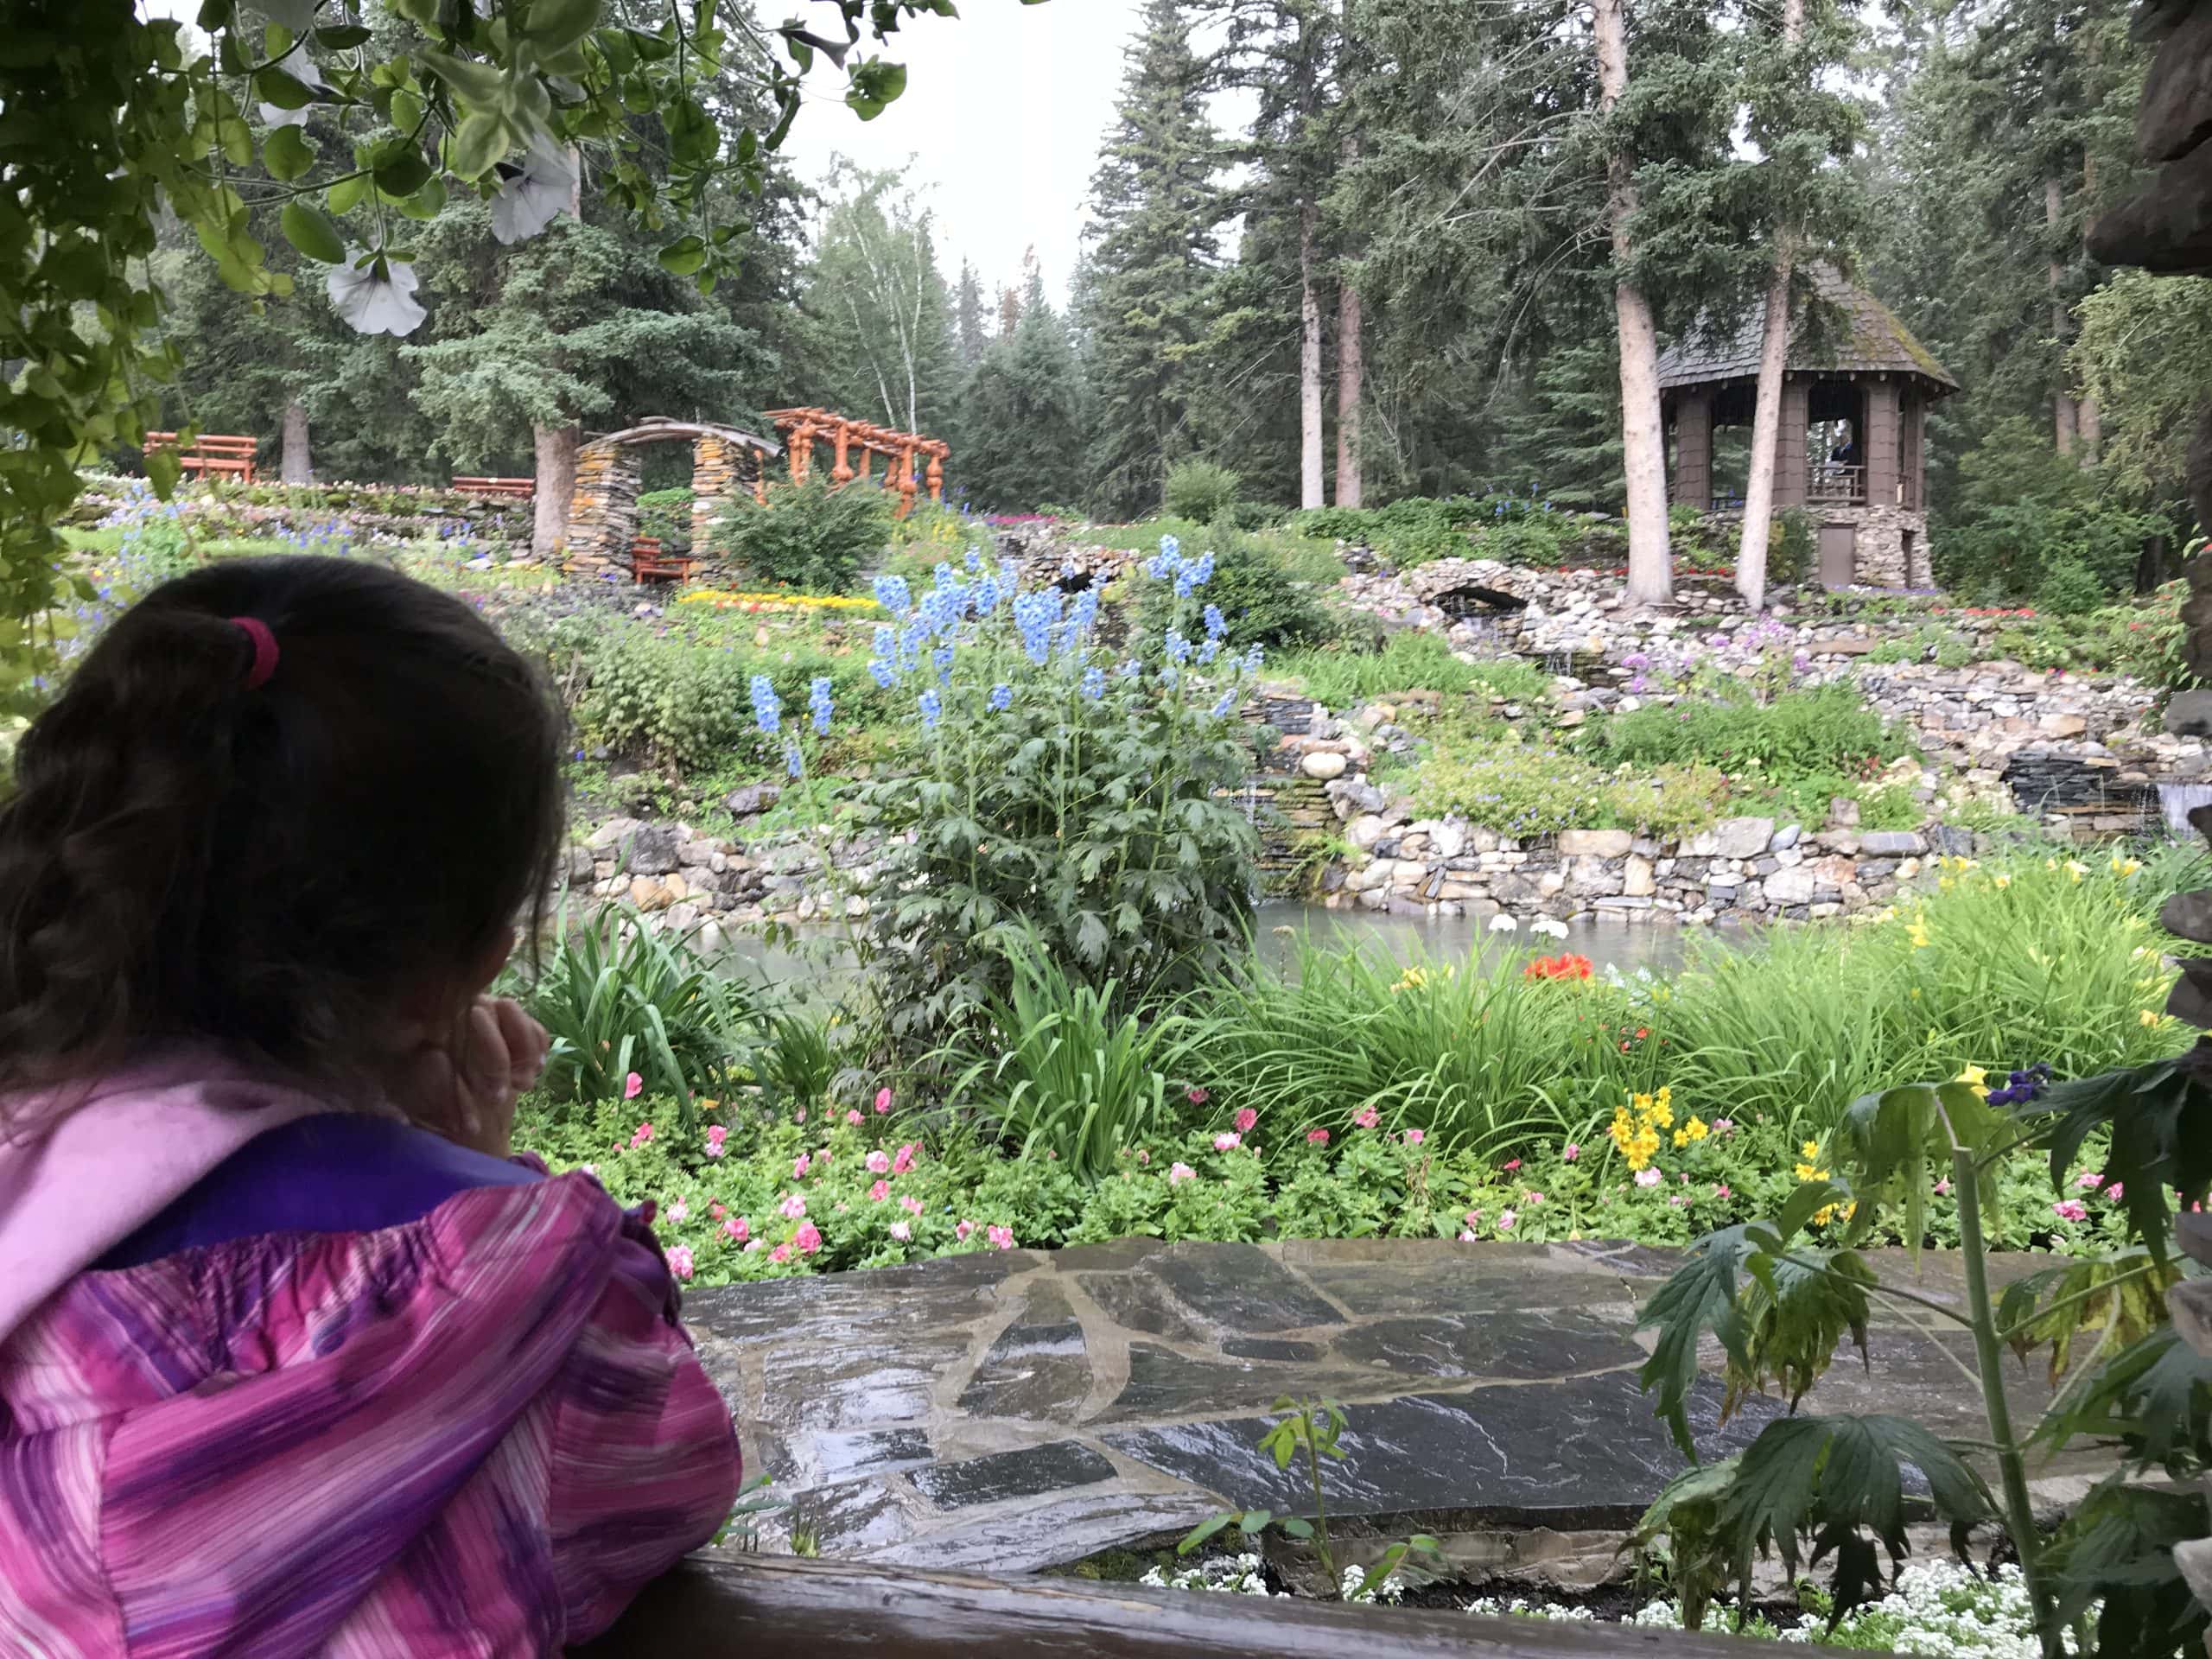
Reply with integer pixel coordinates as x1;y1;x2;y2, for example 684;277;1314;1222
715;901;1717;999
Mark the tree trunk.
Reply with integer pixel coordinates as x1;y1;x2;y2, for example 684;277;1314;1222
1299;199;1325;512
1336;278;1363;509
2079;394;2102;466
1732;0;1804;614
1336;133;1364;510
2048;175;2079;455
1595;0;1671;607
280;397;312;485
532;423;581;559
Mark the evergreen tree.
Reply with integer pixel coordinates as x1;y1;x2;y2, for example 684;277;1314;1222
957;261;1092;512
953;259;989;368
1080;0;1226;519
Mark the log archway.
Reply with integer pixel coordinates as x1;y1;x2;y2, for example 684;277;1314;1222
563;418;781;578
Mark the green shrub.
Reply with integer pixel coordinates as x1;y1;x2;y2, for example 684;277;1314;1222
1584;684;1907;784
1130;524;1333;651
1770;509;1815;585
576;636;750;772
1229;500;1284;531
517;904;753;1127
714;476;892;592
637;486;696;554
1410;743;1624;836
2034;556;2107;617
1162;459;1243;524
1995;582;2199;688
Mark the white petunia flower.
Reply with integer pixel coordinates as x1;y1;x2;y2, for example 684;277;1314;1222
256;48;329;130
327;250;427;337
1488;912;1518;932
490;139;579;245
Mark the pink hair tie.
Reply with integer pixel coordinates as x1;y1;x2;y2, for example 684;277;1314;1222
230;616;279;690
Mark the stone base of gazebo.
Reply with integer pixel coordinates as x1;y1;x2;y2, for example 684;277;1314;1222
1704;500;1930;588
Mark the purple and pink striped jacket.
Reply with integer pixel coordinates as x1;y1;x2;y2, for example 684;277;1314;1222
0;1070;741;1657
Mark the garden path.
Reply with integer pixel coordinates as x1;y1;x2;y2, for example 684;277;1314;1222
685;1238;2088;1575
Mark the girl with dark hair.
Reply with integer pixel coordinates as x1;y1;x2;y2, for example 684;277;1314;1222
0;557;740;1655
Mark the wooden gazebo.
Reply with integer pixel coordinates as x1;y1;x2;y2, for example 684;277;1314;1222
1656;265;1956;589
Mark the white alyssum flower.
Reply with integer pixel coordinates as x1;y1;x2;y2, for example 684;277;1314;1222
1138;1552;1275;1597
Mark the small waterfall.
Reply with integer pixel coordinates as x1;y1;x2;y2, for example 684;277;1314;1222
2159;781;2212;840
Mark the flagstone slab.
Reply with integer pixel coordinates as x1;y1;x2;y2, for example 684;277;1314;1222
683;1237;2075;1573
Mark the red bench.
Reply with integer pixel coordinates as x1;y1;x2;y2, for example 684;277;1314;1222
630;537;700;584
451;475;536;500
145;432;257;484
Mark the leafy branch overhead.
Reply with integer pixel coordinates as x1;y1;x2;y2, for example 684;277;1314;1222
0;0;1019;713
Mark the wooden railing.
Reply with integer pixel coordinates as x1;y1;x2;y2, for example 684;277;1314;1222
1807;461;1865;504
573;1554;1802;1659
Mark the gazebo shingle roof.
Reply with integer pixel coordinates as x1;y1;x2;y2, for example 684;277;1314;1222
1655;264;1957;394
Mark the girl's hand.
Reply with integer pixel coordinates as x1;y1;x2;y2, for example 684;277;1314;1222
391;996;549;1159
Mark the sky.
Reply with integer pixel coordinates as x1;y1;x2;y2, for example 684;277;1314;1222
778;0;1146;307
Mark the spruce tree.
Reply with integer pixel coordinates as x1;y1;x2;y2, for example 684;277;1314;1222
957;258;1093;512
1080;0;1226;519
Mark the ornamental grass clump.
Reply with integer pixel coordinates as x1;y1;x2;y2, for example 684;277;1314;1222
845;538;1268;1047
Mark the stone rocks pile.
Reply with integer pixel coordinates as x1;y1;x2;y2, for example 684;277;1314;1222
570;817;879;940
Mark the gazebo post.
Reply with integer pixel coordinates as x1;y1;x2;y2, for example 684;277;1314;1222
832;420;855;487
925;446;945;505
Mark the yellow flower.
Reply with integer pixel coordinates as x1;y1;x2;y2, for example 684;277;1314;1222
1801;1141;1821;1160
1909;987;1923;1000
1673;1128;1689;1148
1955;1064;1988;1099
1796;1163;1831;1185
1649;1100;1674;1130
1993;872;2011;888
1907;918;1931;949
2064;861;2088;883
2141;1008;2162;1027
1683;1116;1708;1142
1937;875;1955;892
2113;855;2142;876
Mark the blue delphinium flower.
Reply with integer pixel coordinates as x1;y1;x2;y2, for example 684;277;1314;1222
868;657;896;689
1211;690;1237;719
933;561;956;588
1198;638;1219;666
1067;588;1100;639
874;574;912;619
1203;603;1226;639
965;547;983;572
895;623;926;677
1116;658;1142;679
988;683;1014;712
808;676;834;735
918;688;943;731
1081;665;1106;700
1242;644;1265;674
1014;590;1062;664
749;674;781;734
785;741;804;779
933;644;956;683
1191;550;1214;588
1165;631;1192;664
1160;664;1180;690
974;574;1001;614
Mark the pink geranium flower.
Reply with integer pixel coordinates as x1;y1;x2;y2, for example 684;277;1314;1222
794;1221;823;1255
889;1220;912;1242
1497;1209;1517;1231
1560;1144;1579;1163
769;1243;791;1264
627;1121;654;1149
1169;1161;1196;1185
1713;1185;1731;1200
1233;1107;1258;1133
869;1179;890;1202
1634;1167;1662;1188
709;1202;727;1220
724;1215;749;1243
893;1142;918;1175
1213;1131;1242;1152
1503;1158;1522;1173
866;1149;892;1174
955;1219;975;1242
1934;1177;1953;1196
792;1152;811;1179
986;1224;1014;1250
1457;1229;1478;1242
1353;1106;1380;1129
1306;1128;1330;1146
2106;1181;2125;1200
704;1125;728;1158
1135;1147;1151;1165
875;1087;893;1114
667;1244;695;1279
900;1194;925;1216
666;1198;689;1224
2079;1170;2103;1191
1522;1190;1544;1204
743;1237;762;1253
2052;1199;2089;1223
624;1072;643;1100
846;1109;863;1126
1464;1209;1482;1226
1186;1086;1210;1106
779;1192;807;1220
1402;1128;1425;1146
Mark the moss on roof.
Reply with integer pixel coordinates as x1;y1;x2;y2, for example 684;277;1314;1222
1655;264;1957;394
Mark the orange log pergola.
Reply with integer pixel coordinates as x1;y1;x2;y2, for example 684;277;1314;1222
763;408;949;519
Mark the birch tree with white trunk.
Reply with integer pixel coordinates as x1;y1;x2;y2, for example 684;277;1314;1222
1734;0;1806;613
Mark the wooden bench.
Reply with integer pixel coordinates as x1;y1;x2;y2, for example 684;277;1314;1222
451;475;537;500
144;432;257;484
630;537;700;584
